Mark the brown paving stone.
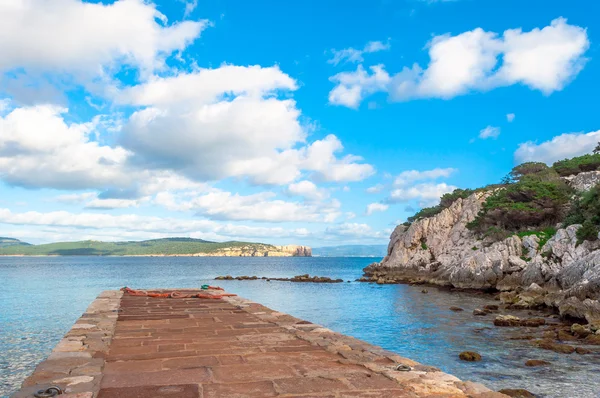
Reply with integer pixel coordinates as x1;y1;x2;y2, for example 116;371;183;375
202;381;278;398
104;359;163;374
211;363;299;383
97;384;200;398
338;390;419;398
100;368;211;388
162;355;220;369
273;376;350;394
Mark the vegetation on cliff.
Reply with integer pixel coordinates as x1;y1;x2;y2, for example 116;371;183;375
564;183;600;243
404;147;600;244
0;237;307;256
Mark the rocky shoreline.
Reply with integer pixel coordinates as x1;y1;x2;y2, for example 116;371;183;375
215;274;345;283
360;172;600;325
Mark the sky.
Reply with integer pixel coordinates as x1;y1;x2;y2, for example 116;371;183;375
0;0;598;247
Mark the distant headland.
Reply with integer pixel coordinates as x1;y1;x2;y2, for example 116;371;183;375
0;237;312;257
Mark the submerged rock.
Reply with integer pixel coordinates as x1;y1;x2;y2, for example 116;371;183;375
534;339;575;354
576;347;592;355
459;351;482;361
494;315;521;326
450;306;464;312
498;388;535;398
525;359;550;367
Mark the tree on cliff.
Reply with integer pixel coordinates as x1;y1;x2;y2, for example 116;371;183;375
468;163;572;233
594;142;600;154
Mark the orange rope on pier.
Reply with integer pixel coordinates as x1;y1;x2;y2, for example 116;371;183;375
120;286;236;299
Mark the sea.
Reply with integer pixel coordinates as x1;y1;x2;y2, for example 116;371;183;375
1;256;599;397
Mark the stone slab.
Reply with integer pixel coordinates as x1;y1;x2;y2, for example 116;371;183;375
14;289;508;398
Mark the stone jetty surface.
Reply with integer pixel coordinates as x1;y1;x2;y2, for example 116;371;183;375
14;289;507;398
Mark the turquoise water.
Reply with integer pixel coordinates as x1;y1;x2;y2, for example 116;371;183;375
1;256;599;397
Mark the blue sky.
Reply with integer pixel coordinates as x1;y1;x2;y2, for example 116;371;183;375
0;0;598;246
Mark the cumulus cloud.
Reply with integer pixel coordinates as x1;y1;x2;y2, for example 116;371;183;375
120;66;373;184
328;39;391;66
287;180;328;201
0;208;311;241
479;125;501;139
154;190;341;223
394;168;456;187
0;0;208;78
329;65;391;108
329;18;589;107
514;130;600;165
366;202;389;215
387;182;457;205
0;105;131;189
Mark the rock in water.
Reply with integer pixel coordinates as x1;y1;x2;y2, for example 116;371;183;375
494;315;521;326
459;351;482;361
498;389;536;398
525;359;550;367
473;309;487;316
534;339;576;354
449;306;464;312
576;347;592;355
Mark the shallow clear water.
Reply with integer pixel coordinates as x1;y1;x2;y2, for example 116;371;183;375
1;256;599;397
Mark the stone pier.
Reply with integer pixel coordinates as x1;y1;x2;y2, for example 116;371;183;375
13;289;507;397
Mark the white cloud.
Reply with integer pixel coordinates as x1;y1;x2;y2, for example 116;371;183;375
507;113;515;122
514;130;600;165
329;18;589;107
119;67;373;185
479;125;501;139
496;18;589;94
394;168;456;187
0;0;208;77
154;189;341;223
54;192;97;204
117;65;297;106
366;202;389;215
388;182;457;204
329;65;390;108
180;0;198;17
366;184;384;193
287;180;328;201
85;198;140;210
0;105;131;189
0;208;311;241
328;39;391;66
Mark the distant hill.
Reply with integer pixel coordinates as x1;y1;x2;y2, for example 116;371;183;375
0;237;31;248
312;245;387;257
0;237;311;257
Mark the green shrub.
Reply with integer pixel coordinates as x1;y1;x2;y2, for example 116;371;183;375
406;188;474;224
552;154;600;176
565;183;600;244
469;174;571;233
516;227;557;248
576;220;599;244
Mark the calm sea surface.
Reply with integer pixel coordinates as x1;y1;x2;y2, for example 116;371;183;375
1;256;599;397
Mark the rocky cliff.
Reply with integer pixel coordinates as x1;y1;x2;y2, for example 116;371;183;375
364;172;600;323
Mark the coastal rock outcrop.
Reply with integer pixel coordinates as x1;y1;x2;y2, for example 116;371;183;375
192;245;312;257
364;175;600;323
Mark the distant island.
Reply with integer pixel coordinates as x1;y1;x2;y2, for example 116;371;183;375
0;237;311;257
312;245;387;257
